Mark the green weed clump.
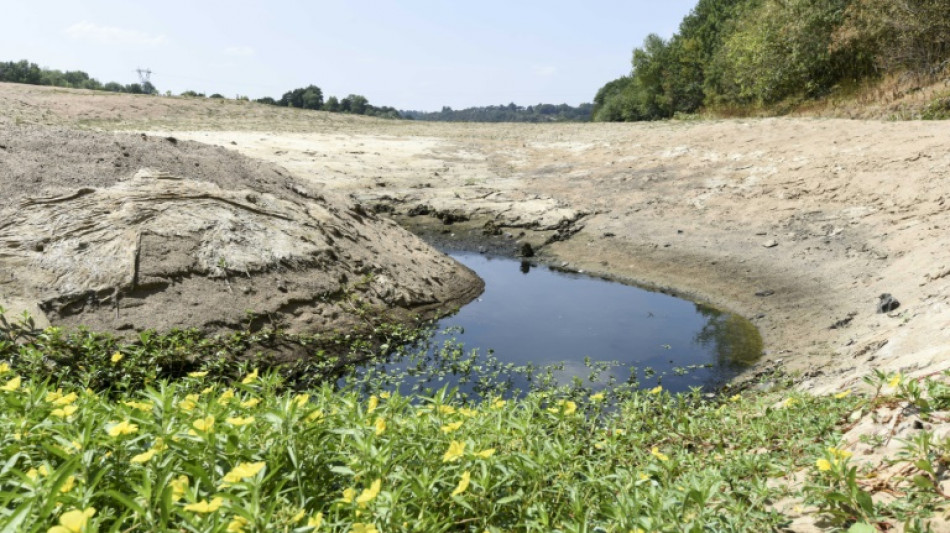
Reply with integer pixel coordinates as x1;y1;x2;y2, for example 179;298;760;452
0;368;846;532
0;317;946;531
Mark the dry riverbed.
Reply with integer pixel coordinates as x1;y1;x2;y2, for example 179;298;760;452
3;83;950;530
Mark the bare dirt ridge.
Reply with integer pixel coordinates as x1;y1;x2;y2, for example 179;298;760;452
2;84;949;529
0;123;483;336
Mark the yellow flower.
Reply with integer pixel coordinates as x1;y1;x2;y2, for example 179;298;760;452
179;394;199;412
638;472;650;481
458;407;478;417
651;447;669;462
184;497;224;513
443;440;465;462
888;373;902;389
47;508;95;533
828;447;852;460
241;397;261;409
437;405;456;415
307;409;324;422
441;421;463;433
226;516;249;532
308;512;324;528
0;362;9;374
53;392;79;406
374;416;386;436
834;390;852;399
221;461;266;485
241;369;259;384
730;394;741;402
201;386;215;395
351;524;378;533
590;392;605;402
367;395;379;413
816;458;832;471
52;404;78;418
188;371;209;378
60;475;77;493
648;385;662;395
291;509;306;523
475;448;495;459
226;416;255;427
561;400;577;415
783;398;798;408
356;478;382;507
341;487;356;503
108;420;138;437
217;388;235;405
293;394;310;408
170;475;189;501
1;376;21;392
491;398;506;409
451;471;471;496
111;352;124;363
379;391;391;399
28;464;50;480
131;449;158;464
123;400;153;411
192;416;215;433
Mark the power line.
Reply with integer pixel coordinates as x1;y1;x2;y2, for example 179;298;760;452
136;67;154;94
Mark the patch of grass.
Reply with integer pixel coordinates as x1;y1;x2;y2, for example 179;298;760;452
0;316;946;531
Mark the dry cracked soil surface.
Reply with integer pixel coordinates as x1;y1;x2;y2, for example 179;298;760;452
3;83;950;530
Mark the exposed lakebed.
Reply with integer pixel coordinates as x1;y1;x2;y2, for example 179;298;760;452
349;252;763;396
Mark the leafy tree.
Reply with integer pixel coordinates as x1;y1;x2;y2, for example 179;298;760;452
833;0;950;76
324;96;340;112
279;85;323;110
255;96;276;105
342;94;368;114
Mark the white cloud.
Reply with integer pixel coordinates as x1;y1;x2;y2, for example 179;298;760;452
65;21;167;47
532;65;557;77
224;46;255;57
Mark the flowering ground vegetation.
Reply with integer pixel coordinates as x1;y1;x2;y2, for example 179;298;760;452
0;313;947;531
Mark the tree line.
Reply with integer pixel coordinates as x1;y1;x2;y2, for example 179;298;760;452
250;85;401;119
0;60;400;118
0;59;157;94
593;0;950;121
402;102;593;123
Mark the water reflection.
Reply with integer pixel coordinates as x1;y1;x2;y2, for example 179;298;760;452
345;253;763;396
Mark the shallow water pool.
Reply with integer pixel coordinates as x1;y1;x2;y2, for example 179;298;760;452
349;252;762;396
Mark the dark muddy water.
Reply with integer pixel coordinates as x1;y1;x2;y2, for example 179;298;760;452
352;252;763;396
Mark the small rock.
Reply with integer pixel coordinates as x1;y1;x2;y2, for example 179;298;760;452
877;293;900;313
755;290;775;297
602;232;616;238
762;239;778;248
519;242;535;258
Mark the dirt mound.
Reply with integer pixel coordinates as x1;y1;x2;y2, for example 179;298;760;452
0;125;483;335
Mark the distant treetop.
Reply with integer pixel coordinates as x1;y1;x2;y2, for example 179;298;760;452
402;102;593;122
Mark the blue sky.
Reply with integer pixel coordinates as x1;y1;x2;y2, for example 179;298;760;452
5;1;698;111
